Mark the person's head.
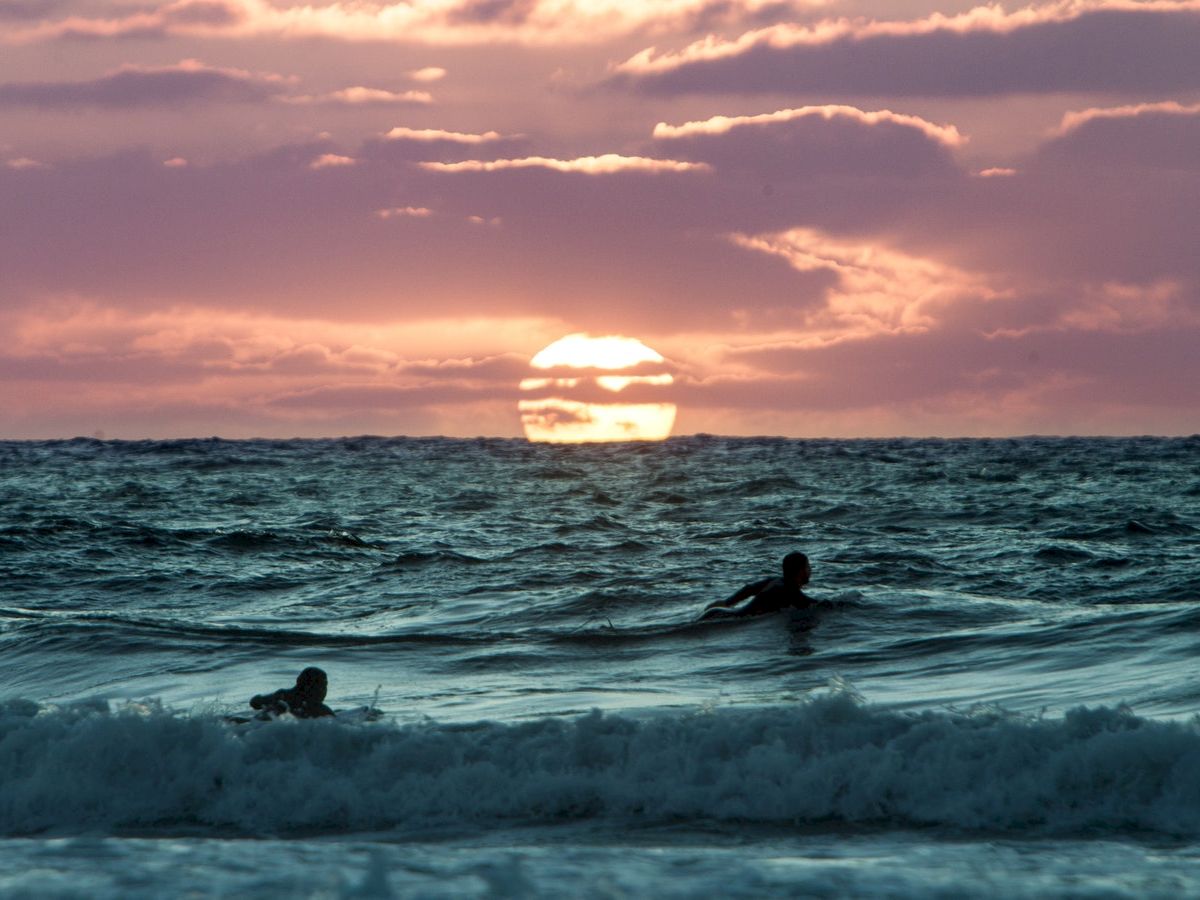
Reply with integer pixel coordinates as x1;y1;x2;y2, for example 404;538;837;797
782;552;811;587
295;667;328;702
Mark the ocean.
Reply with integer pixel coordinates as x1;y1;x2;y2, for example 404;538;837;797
2;435;1199;898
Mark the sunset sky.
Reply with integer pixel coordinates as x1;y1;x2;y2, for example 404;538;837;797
2;0;1198;439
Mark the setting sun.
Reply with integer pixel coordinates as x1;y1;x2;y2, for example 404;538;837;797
519;334;677;443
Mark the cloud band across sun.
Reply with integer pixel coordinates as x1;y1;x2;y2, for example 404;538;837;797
520;335;677;442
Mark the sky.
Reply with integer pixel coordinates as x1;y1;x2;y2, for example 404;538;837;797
2;0;1198;439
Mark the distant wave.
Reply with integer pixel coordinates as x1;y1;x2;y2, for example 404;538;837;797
3;693;1198;838
0;612;491;650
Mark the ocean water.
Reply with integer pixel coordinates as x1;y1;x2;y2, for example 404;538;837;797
2;435;1199;898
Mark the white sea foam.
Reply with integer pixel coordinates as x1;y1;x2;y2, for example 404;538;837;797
3;693;1199;838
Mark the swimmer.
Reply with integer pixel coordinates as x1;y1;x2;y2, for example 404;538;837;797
249;666;335;719
701;552;814;620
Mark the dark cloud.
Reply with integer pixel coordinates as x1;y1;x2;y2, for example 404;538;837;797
0;63;279;109
686;0;808;32
0;0;68;21
400;354;529;381
161;0;243;27
1035;105;1200;171
708;324;1200;414
359;131;531;165
651;108;961;180
447;0;537;25
269;382;520;410
613;8;1200;97
0;351;212;383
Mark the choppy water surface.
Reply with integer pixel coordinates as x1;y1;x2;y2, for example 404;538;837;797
2;436;1199;897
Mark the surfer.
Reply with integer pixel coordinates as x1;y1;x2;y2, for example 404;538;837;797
249;666;335;719
701;552;814;620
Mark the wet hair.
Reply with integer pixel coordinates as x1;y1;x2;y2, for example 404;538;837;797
782;552;809;578
295;667;328;702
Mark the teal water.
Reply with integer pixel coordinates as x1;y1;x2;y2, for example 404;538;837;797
2;436;1198;896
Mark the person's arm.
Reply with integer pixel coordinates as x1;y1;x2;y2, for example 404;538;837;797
704;579;766;613
249;689;286;713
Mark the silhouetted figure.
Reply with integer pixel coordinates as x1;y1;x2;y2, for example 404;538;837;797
701;552;814;620
249;667;335;719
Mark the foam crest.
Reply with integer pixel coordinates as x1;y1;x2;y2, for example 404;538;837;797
3;694;1200;838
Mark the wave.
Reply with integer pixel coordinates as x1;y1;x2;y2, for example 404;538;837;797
0;612;492;650
385;549;485;569
3;693;1199;838
1050;519;1195;541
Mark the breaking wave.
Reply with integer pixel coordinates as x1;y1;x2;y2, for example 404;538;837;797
3;692;1199;838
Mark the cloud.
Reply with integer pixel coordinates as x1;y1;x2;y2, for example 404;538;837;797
0;139;809;331
729;227;1001;340
703;323;1200;432
420;154;711;174
1;0;246;40
1037;101;1200;170
376;206;434;219
363;127;529;166
0;0;68;21
0;60;442;112
0;299;547;436
2;92;1198;438
0;59;287;108
2;0;829;46
612;3;1200;96
384;127;505;143
5;157;48;169
309;153;356;169
652;106;964;179
409;66;447;82
654;106;965;146
285;86;433;106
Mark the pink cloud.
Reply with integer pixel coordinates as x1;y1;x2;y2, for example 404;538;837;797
384;127;505;143
5;157;47;169
285;86;433;106
309;153;356;169
376;206;434;218
2;87;1198;437
409;66;447;82
1;0;826;46
420;154;711;174
653;106;965;147
1054;100;1200;135
0;300;548;436
729;227;1001;340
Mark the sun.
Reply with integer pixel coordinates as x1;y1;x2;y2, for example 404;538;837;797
519;333;677;443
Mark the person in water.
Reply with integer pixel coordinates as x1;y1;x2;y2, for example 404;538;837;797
701;552;814;620
249;667;335;719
